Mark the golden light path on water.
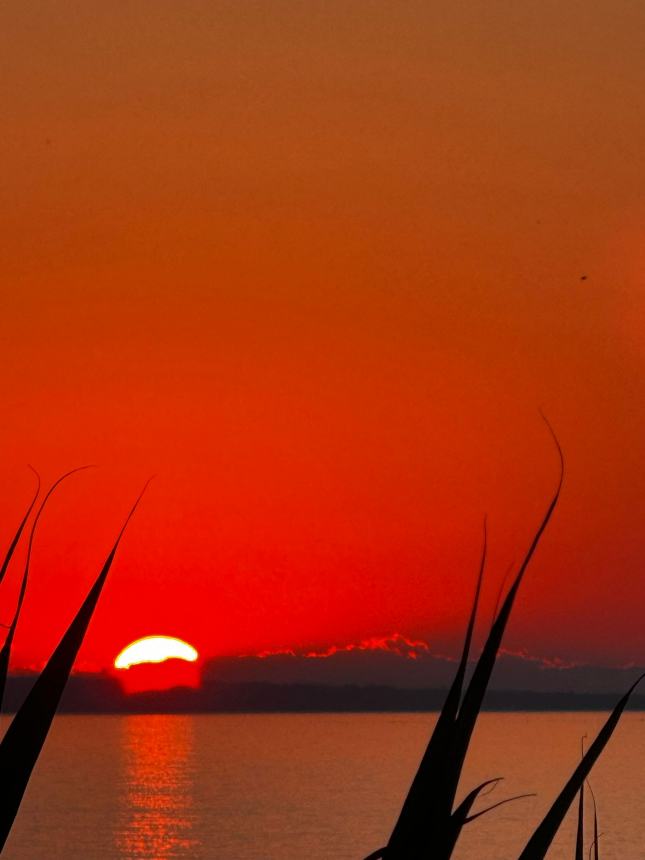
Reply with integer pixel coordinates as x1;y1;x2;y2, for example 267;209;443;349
116;716;200;859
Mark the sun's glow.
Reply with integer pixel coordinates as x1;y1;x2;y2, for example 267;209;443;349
114;636;199;670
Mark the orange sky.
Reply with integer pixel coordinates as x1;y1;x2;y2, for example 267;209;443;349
1;1;645;670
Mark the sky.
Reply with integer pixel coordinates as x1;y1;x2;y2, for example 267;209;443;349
1;1;645;671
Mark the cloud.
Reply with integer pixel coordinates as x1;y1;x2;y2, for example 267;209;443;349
255;633;433;660
208;633;642;694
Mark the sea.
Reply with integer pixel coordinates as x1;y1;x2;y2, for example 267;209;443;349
3;712;644;859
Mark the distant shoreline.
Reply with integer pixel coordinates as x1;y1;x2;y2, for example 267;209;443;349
4;675;645;713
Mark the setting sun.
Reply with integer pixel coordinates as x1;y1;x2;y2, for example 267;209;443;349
114;636;199;669
113;637;200;695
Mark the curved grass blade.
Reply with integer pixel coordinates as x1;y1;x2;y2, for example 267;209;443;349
448;421;563;809
0;481;149;852
438;778;501;857
0;468;40;590
452;778;502;823
434;419;563;860
575;780;584;860
575;738;587;860
490;561;514;629
381;417;563;860
463;792;535;824
587;781;599;860
0;468;91;712
384;519;487;856
589;837;600;860
443;780;534;854
518;673;645;860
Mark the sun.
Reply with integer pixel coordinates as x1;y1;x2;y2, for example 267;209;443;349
114;635;198;669
114;636;200;694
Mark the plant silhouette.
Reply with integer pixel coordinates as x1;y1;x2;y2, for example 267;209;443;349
364;422;641;859
0;470;148;853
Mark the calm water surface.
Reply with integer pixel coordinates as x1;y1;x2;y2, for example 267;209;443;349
3;712;645;859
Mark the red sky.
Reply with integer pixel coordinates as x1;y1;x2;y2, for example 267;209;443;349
1;1;645;670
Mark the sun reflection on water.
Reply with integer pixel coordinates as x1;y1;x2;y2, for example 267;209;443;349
116;715;200;859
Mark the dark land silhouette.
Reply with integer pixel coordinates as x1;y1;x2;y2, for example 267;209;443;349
5;673;645;713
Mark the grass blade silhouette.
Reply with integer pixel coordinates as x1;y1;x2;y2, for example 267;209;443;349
384;416;564;860
383;519;487;857
0;481;149;852
575;739;587;860
432;776;534;858
438;422;563;853
463;792;535;824
449;778;503;830
0;468;39;591
517;673;645;860
441;779;534;856
589;836;600;860
0;468;91;713
452;424;563;761
378;417;563;859
575;780;584;860
587;782;599;860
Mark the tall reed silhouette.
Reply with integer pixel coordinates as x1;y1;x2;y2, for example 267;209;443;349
0;469;147;853
364;421;642;859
